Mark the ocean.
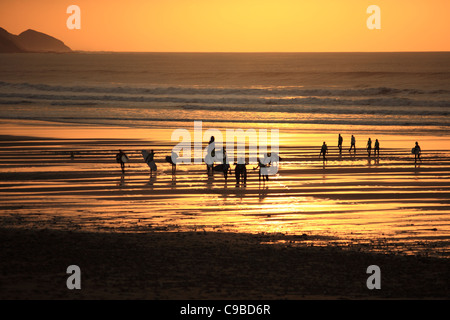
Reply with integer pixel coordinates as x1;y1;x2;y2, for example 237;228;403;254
0;52;449;133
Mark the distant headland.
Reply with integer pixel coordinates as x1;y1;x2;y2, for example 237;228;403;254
0;27;71;53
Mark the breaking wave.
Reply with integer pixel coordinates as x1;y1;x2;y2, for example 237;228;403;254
1;81;449;97
0;80;449;128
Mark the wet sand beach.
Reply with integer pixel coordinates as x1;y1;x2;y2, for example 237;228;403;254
0;119;449;299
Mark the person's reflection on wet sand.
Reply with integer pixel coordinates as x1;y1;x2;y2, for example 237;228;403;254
146;172;157;190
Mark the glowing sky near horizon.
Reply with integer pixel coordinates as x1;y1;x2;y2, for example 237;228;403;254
0;0;449;52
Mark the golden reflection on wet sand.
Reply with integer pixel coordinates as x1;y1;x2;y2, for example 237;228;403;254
1;119;449;258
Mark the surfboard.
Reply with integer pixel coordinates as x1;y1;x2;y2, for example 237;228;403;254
117;153;129;163
412;148;419;155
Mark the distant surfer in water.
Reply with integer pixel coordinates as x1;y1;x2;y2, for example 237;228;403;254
116;150;128;174
349;135;356;154
367;138;372;158
413;141;421;163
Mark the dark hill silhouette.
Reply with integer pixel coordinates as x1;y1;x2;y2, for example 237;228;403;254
0;27;71;53
0;27;25;53
16;29;71;52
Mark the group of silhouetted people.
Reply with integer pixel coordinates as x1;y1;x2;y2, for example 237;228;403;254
114;135;278;186
344;134;379;157
320;134;421;164
205;136;278;185
365;137;380;158
115;134;422;181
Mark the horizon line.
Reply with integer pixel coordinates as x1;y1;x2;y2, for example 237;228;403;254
69;50;450;54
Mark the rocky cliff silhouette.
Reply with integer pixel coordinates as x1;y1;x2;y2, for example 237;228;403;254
0;27;71;53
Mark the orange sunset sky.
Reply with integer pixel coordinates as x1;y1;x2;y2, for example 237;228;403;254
0;0;449;52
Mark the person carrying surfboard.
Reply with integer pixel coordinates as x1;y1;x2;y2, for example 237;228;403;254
253;153;272;182
212;148;233;181
142;149;157;175
116;149;128;174
206;136;215;175
165;150;179;174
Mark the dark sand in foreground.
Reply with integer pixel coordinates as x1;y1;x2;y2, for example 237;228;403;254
1;227;449;300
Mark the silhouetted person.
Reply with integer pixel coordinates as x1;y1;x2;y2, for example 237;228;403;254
206;136;215;175
319;142;328;162
221;148;231;180
235;160;247;186
262;152;273;181
349;135;356;153
144;149;156;175
165;150;178;174
116;149;128;174
367;138;372;158
254;157;270;182
374;139;380;157
338;134;343;154
413;141;421;163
